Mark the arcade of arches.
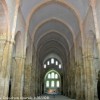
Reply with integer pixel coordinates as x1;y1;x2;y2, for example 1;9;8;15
0;0;100;100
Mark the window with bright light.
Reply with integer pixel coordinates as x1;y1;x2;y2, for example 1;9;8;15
47;61;50;65
51;81;55;87
55;74;58;79
48;74;51;79
59;64;62;69
56;61;58;65
51;58;54;64
45;70;61;91
44;64;46;68
43;58;62;69
51;72;55;78
56;81;60;87
46;81;49;87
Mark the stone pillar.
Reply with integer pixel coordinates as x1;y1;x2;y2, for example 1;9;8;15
83;35;95;100
67;67;71;97
71;67;76;98
66;76;68;96
34;67;38;97
62;73;65;95
38;69;41;95
34;70;37;97
83;55;94;100
30;67;35;98
0;0;21;99
30;49;36;98
75;61;85;100
70;74;73;98
0;40;15;99
40;81;42;95
70;66;76;98
64;66;68;96
75;65;82;100
66;55;70;97
80;65;85;100
11;57;25;97
23;64;32;97
68;68;71;97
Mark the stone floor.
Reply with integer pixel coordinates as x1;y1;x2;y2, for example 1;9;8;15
35;94;75;100
34;94;99;100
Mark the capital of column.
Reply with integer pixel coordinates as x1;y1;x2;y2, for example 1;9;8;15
6;39;15;45
83;55;98;59
25;63;32;67
90;0;96;8
14;56;26;60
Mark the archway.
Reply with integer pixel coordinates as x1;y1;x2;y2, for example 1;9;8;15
44;70;61;94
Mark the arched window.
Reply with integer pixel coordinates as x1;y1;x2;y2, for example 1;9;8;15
44;70;61;93
43;58;62;69
48;74;51;79
56;61;58;65
44;64;46;68
56;81;60;87
51;72;55;78
59;64;62;69
47;61;50;65
46;81;49;87
51;58;54;64
55;74;58;79
45;70;61;88
51;81;55;87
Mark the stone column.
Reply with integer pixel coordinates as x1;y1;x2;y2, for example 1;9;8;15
0;0;21;99
0;40;15;98
83;35;95;100
66;55;70;97
83;56;94;100
34;67;38;97
40;83;42;95
75;65;82;100
71;67;76;98
23;64;32;97
70;65;76;98
30;49;36;98
80;64;85;100
11;57;25;98
68;68;71;97
75;59;85;99
38;69;41;95
67;67;71;97
30;67;35;98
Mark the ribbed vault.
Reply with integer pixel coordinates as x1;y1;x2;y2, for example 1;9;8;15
27;0;77;97
36;32;69;64
28;1;80;39
1;0;100;100
24;0;83;98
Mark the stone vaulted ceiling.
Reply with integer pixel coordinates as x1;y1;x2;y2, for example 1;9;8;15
20;0;90;66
